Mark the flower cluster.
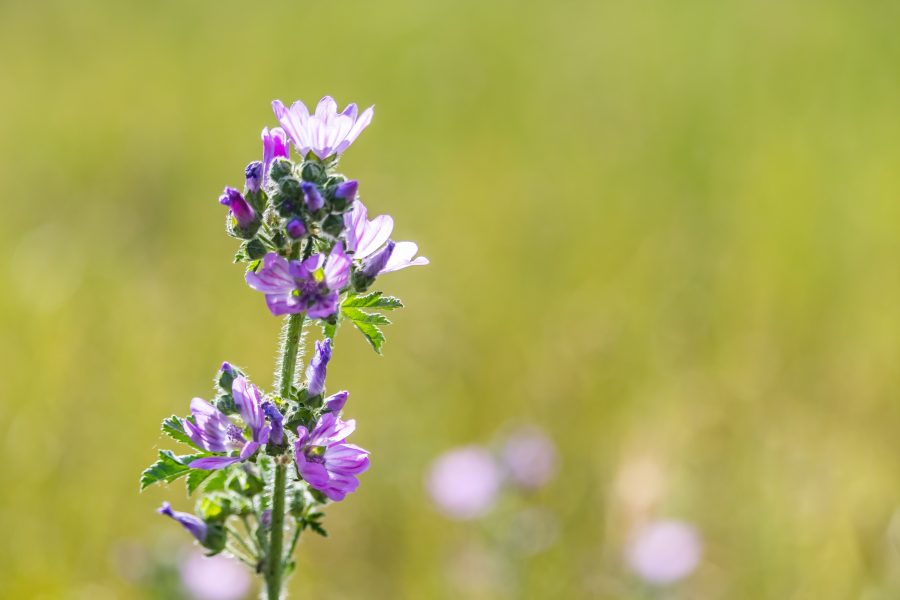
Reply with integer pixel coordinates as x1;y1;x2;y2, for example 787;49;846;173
142;97;426;596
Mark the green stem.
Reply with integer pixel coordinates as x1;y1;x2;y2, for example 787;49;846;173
266;460;288;599
265;238;316;599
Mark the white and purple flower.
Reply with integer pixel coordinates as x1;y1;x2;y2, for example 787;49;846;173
245;244;351;318
294;412;370;502
344;200;428;274
272;96;374;161
186;376;273;470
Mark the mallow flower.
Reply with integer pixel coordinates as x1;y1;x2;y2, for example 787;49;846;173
344;201;428;274
272;96;374;160
244;244;351;318
186;377;272;470
294;412;370;502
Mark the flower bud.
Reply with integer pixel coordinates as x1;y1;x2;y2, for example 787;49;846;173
219;187;260;238
280;177;302;201
301;160;325;183
261;401;285;446
269;157;293;182
305;339;332;397
286;219;307;239
244;161;263;193
334;179;359;210
158;502;208;544
323;391;348;413
360;240;395;278
244;238;267;260
301;182;324;212
321;214;344;237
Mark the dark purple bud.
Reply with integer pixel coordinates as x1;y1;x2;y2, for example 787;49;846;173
260;509;273;529
361;240;396;278
245;161;263;193
286;219;307;239
323;391;349;413
219;187;256;229
261;400;285;445
158;502;207;543
334;180;359;201
301;182;324;212
305;339;332;397
220;362;234;376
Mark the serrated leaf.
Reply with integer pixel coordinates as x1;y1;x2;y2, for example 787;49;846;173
342;291;403;310
344;316;385;354
161;416;200;449
140;451;208;490
341;307;391;325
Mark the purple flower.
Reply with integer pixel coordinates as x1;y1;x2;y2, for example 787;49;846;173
219;187;258;233
625;520;702;585
262;126;290;179
186;377;271;470
323;390;349;413
426;446;502;520
260;401;285;445
158;502;207;543
272;96;374;160
500;426;558;489
286;219;306;239
244;161;263;193
305;339;332;397
294;412;370;501
244;244;351;318
301;181;324;212
179;550;252;600
344;201;428;273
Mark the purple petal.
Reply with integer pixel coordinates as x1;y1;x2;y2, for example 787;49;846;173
246;253;295;294
189;455;243;470
323;242;351;291
381;241;429;273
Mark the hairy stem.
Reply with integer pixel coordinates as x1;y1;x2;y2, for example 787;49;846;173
265;238;315;599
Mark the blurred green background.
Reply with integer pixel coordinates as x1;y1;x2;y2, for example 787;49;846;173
1;0;899;597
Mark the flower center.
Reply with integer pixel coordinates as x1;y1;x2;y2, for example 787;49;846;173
226;424;245;446
305;445;327;464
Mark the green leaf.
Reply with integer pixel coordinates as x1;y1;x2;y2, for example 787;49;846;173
341;307;391;325
342;291;403;310
186;469;214;496
161;415;200;449
140;451;208;490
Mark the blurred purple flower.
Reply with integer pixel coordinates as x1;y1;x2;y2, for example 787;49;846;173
344;200;428;273
180;550;252;600
272;96;374;160
625;520;702;585
294;412;370;501
187;377;271;470
301;181;324;212
501;426;558;489
427;446;501;520
244;244;351;318
305;339;332;397
218;187;256;230
261;126;290;180
158;502;207;543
